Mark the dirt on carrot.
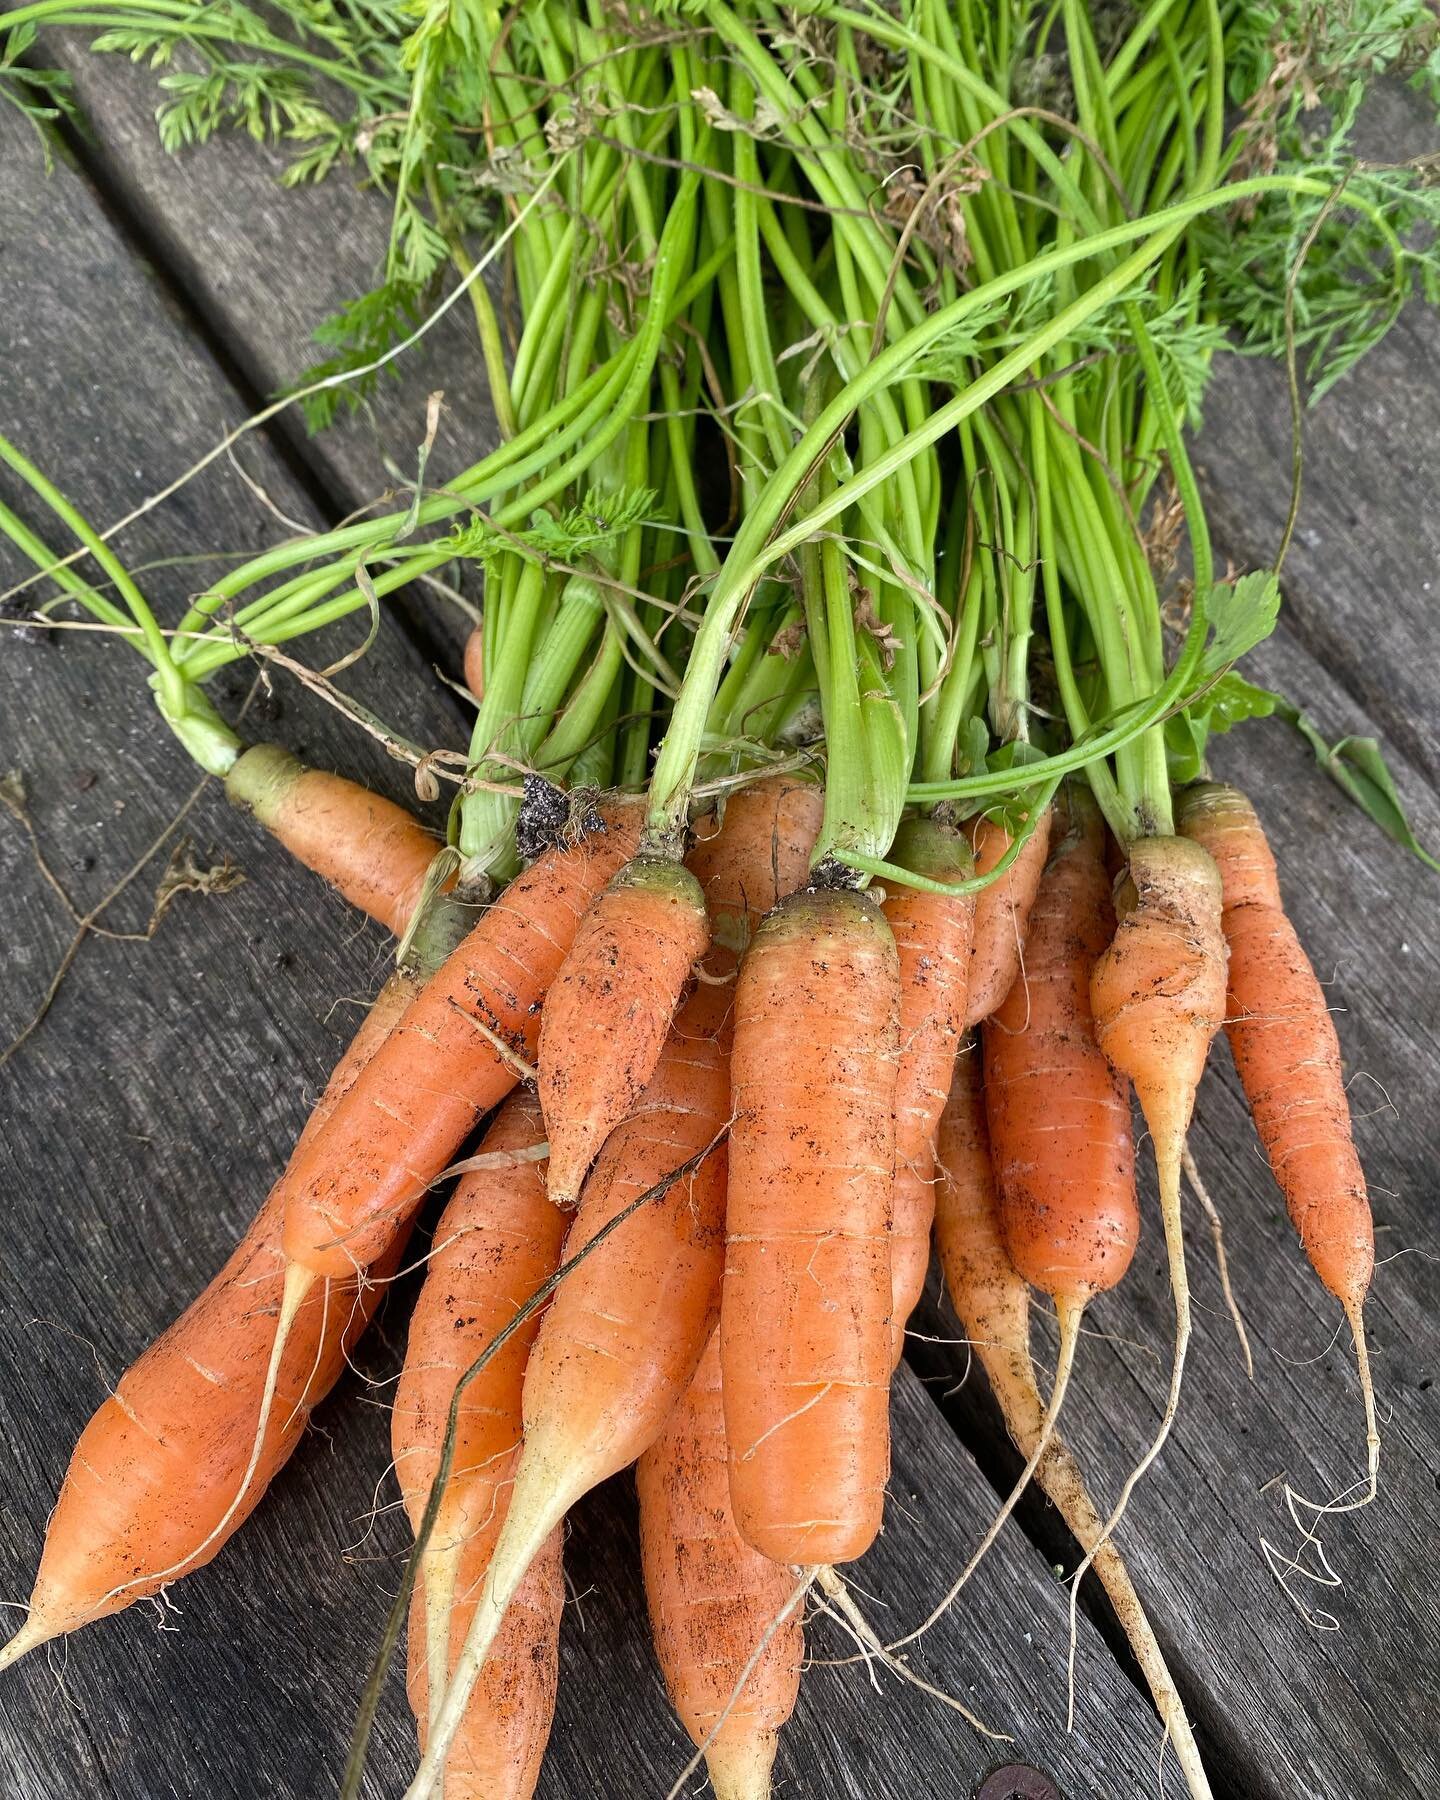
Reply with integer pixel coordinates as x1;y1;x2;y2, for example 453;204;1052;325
723;885;901;1568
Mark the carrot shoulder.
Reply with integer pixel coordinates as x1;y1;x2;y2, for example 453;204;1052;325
225;742;444;937
963;805;1052;1028
538;853;710;1205
282;803;642;1280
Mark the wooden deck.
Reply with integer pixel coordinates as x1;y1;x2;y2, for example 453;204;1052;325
1;43;1436;1800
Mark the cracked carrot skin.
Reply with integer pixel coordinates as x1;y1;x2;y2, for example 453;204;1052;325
281;802;643;1280
984;787;1138;1306
5;971;417;1656
882;815;976;1366
963;805;1053;1028
1177;782;1373;1306
394;1088;567;1800
723;886;901;1567
538;853;710;1205
225;742;444;937
638;1334;805;1800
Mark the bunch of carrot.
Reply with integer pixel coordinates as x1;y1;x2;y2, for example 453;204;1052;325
3;1;1431;1795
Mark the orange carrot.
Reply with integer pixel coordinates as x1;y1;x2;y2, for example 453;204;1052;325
393;1089;566;1797
932;1045;1213;1800
404;992;730;1799
537;853;710;1204
945;788;1138;1582
1090;832;1227;1231
963;805;1053;1028
405;1515;563;1800
1178;781;1378;1485
686;774;825;1045
723;886;900;1567
638;1334;805;1800
985;788;1138;1314
282;802;642;1281
225;742;445;936
882;816;976;1365
1085;824;1228;1559
0;971;419;1670
689;775;826;966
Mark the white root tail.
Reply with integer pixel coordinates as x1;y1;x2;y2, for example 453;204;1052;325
1067;1118;1191;1730
888;1294;1083;1657
403;1444;574;1800
1181;1142;1253;1380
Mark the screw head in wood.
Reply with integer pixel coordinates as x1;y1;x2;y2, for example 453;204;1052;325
975;1763;1063;1800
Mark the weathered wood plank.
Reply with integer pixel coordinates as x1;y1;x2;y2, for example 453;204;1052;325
43;28;499;669
0;94;1173;1800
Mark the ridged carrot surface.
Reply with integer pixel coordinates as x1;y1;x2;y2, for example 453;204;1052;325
723;886;901;1566
638;1334;805;1800
685;774;825;1045
404;993;731;1798
281;804;642;1279
1090;832;1227;1238
394;1089;566;1800
689;776;826;965
963;806;1052;1028
392;1089;565;1550
405;1506;564;1800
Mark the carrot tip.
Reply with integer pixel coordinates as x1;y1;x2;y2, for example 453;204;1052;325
0;1615;51;1674
705;1734;778;1800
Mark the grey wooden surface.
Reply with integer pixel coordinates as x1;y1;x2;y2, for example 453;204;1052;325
0;46;1436;1800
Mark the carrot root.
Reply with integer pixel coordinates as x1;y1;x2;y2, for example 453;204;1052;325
812;1566;1007;1742
406;1447;575;1800
1181;1143;1253;1380
981;1342;1213;1800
